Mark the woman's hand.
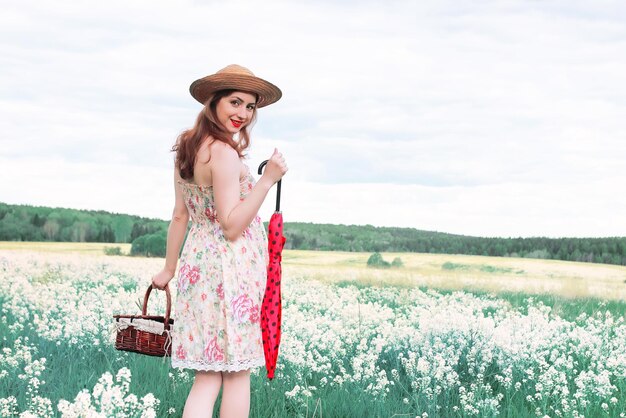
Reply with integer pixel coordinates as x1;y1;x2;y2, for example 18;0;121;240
152;268;174;290
262;148;288;184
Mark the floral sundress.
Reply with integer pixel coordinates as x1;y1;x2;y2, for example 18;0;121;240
171;164;268;372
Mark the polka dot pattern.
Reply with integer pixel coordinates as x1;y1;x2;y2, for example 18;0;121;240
261;213;286;379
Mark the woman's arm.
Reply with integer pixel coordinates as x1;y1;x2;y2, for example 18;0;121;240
152;168;190;289
211;143;287;241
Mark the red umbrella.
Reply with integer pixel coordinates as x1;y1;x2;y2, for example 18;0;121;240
258;160;286;380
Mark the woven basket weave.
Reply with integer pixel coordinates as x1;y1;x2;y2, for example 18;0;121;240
113;285;174;357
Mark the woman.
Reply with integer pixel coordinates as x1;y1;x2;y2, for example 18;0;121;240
151;64;287;418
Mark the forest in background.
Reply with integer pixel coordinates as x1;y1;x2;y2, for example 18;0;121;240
1;202;625;266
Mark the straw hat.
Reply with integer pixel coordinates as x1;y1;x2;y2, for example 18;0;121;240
189;64;282;108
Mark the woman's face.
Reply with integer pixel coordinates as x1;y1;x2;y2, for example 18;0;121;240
215;91;257;135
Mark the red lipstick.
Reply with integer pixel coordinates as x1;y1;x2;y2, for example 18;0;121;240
231;119;242;128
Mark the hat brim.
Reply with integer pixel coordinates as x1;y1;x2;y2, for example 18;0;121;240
190;74;282;108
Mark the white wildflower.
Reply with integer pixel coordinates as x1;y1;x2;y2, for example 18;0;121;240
285;385;300;398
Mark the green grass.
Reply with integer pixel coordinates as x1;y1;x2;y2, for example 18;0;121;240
3;287;626;417
0;301;185;416
442;262;518;275
488;291;626;322
442;261;472;271
0;308;423;417
2;247;626;417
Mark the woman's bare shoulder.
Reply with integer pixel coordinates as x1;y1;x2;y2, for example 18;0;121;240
197;137;236;165
208;139;236;154
209;140;239;164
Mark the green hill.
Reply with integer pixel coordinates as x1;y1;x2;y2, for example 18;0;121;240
1;202;625;265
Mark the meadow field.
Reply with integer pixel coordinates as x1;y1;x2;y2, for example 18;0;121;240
1;243;625;417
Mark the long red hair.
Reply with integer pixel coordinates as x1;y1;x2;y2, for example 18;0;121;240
172;89;257;180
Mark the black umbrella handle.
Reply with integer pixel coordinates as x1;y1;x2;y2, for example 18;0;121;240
258;160;281;212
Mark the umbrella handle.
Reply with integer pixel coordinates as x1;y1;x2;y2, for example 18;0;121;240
258;160;281;212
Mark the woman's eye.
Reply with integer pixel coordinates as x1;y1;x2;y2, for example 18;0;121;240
247;105;255;111
231;100;240;106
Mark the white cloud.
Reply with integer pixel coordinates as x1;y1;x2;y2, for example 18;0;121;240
1;0;625;237
0;156;171;218
278;178;626;238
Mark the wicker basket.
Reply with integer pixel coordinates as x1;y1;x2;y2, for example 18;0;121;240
113;285;174;357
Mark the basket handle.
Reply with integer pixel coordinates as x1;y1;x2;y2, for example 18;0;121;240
142;284;172;330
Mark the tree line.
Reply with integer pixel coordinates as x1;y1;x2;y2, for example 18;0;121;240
1;202;625;266
282;223;626;266
0;202;165;256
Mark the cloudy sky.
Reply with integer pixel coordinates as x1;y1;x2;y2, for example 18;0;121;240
1;0;625;238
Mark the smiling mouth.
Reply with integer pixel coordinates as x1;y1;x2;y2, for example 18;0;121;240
231;119;243;128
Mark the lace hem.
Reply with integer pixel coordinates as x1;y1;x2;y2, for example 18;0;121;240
172;356;265;372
